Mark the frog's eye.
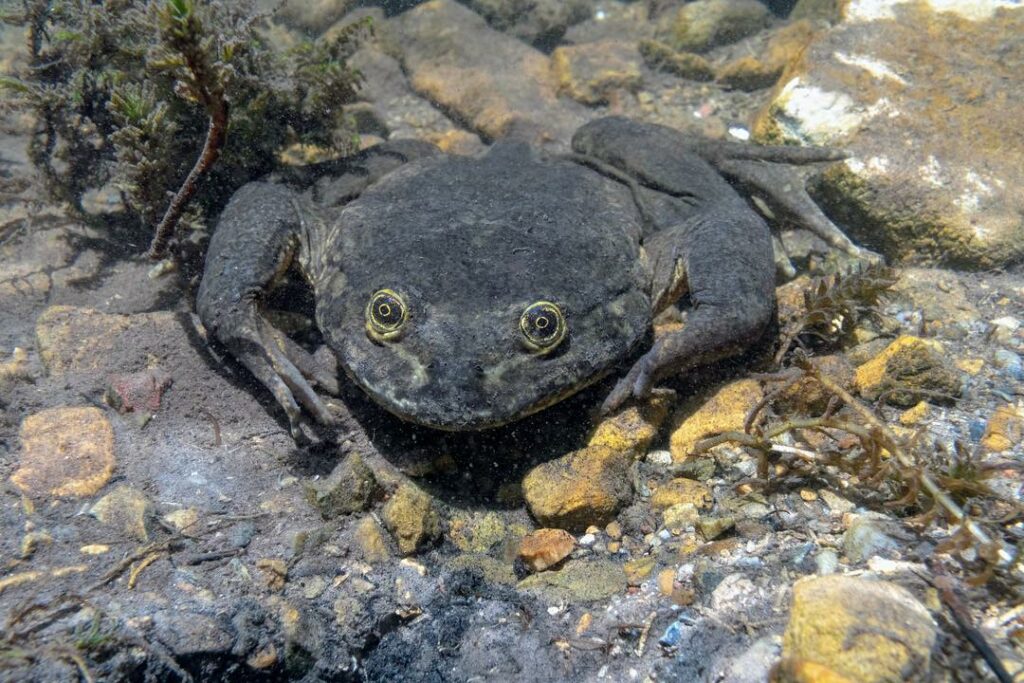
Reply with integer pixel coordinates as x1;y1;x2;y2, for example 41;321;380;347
520;301;566;353
366;289;408;340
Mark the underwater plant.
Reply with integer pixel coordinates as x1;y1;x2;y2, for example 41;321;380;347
1;0;371;258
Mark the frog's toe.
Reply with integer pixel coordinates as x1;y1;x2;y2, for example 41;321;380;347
601;353;658;414
262;322;340;395
716;157;863;258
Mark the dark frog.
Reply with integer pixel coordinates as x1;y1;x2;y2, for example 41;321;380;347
197;117;861;436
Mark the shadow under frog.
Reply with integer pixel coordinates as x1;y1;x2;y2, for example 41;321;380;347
195;116;863;498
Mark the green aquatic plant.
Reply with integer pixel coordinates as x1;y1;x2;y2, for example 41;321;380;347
774;262;898;364
1;0;371;257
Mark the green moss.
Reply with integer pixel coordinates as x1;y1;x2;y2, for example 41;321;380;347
1;0;371;253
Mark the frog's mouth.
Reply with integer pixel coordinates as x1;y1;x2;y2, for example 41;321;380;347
347;362;618;432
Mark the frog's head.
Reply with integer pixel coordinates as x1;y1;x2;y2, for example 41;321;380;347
315;149;652;430
320;274;653;430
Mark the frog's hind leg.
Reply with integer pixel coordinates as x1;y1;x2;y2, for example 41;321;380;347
573;117;779;413
682;136;876;259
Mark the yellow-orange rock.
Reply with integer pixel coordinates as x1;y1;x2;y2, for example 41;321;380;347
518;528;576;572
11;406;115;498
588;392;673;454
854;336;960;406
670;379;763;461
650;478;712;511
783;575;936;682
982;405;1024;452
523;445;633;531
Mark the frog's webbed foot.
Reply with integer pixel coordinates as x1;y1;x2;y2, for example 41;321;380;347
689;139;870;260
226;306;338;439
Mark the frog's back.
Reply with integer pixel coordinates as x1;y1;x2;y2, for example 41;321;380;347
333;142;646;313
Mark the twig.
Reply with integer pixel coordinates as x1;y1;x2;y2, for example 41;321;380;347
926;560;1013;683
146;97;227;259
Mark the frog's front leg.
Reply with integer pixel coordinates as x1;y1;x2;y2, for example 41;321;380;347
197;182;337;437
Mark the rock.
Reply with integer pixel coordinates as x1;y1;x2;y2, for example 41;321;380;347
718;19;821;92
163;508;201;536
670;379;763;461
661;503;699;532
523;445;634;531
447;553;518;586
519;559;626;602
716;56;779;92
774;659;857;682
551;40;643;105
587;391;673;454
353;516;391;563
447;510;512;553
11;407;115;498
400;0;585;147
349;45;486;152
657;0;770;53
818;490;854;515
623;556;657;585
720;636;783;683
854;336;961;406
982;404;1024;452
105;367;172;414
517;528;575;572
783;575;937;682
898;401;929;426
0;347;30;391
698;515;735;541
815;549;839;575
274;0;358;35
565;1;653;45
90;485;153;542
152;610;234;658
651;478;712;511
638;39;714;81
304;453;380;519
461;0;591;49
994;349;1024;382
382;483;442;555
753;1;1024;269
842;514;899;563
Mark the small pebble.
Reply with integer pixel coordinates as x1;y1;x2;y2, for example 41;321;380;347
994;349;1023;381
578;533;596;546
659;620;684;647
646;450;672;465
815;548;839;575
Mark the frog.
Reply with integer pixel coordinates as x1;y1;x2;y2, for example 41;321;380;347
197;116;862;437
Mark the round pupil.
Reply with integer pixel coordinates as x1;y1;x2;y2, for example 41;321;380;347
374;296;402;326
529;308;557;339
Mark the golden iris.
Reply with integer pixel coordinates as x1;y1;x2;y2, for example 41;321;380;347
520;301;566;353
366;289;408;340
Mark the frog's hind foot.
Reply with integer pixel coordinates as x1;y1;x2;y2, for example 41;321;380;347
692;140;872;261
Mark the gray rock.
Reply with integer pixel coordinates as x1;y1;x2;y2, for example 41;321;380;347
304;452;380;519
460;0;592;49
399;0;586;149
657;0;771;53
842;514;900;563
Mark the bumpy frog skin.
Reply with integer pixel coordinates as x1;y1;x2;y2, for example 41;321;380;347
197;117;861;436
